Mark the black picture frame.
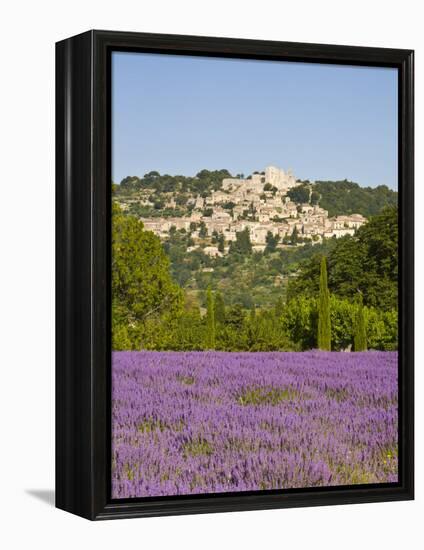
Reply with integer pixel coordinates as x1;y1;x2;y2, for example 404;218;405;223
56;29;414;520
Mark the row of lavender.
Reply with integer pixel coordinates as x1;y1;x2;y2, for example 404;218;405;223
112;351;398;498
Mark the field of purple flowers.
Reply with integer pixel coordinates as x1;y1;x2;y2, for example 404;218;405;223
112;351;398;498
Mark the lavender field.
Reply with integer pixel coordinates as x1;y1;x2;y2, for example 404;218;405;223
112;351;398;498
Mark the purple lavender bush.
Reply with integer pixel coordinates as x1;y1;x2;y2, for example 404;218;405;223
112;351;398;498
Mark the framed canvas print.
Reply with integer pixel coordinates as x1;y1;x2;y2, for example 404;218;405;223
56;30;414;520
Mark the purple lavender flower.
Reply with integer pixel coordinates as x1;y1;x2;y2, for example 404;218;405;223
112;351;398;498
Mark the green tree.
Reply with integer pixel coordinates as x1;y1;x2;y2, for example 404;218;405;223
225;304;245;330
229;228;252;255
217;233;225;253
112;325;132;350
281;296;316;350
329;295;354;351
290;226;299;245
310;190;320;205
199;221;208;238
144;170;160;179
354;293;367;351
265;231;280;254
214;291;226;324
318;256;331;350
287;184;310;204
112;203;183;349
274;296;285;319
206;287;216;348
314;180;397;217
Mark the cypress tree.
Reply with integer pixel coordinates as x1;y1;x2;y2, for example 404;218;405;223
214;291;226;325
274;296;284;319
318;256;331;350
291;226;298;245
206;287;215;349
249;303;256;324
217;234;225;253
354;293;367;351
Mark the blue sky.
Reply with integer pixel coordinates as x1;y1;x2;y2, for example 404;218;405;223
112;52;398;189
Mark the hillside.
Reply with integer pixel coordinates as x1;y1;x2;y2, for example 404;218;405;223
113;169;397;312
164;230;340;309
314;180;397;217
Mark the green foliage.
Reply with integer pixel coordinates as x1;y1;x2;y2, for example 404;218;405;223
274;296;284;318
117;168;232;197
314;180;397;217
329;296;354;351
214;292;226;324
198;221;208;238
354;293;367;351
167;232;346;314
281;296;317;350
365;308;398;351
245;310;294;351
217;233;225;253
264;231;280;254
318;257;331;350
290;226;299;245
112;324;132;350
112;203;183;350
229;228;252;255
280;294;395;352
126;203;186;219
287;184;310;204
206;287;216;348
287;207;398;311
225;304;245;330
310;190;320;205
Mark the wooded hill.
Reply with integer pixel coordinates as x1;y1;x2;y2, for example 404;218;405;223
289;179;397;218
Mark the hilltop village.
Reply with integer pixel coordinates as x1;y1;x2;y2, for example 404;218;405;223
116;165;367;256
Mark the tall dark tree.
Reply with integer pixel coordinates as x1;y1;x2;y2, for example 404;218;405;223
214;292;226;324
198;221;208;239
318;256;331;350
206;287;215;348
265;231;280;254
229;228;252;255
354;293;367;351
274;296;285;319
290;226;299;245
217;234;225;253
225;304;245;330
